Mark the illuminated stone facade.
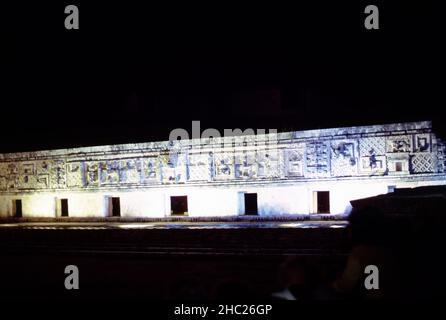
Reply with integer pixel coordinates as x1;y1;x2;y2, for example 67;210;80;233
1;121;445;218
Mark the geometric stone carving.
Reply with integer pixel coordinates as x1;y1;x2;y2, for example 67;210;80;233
438;140;446;173
159;153;175;183
257;150;280;178
386;135;412;153
411;153;435;173
414;134;431;152
359;155;387;174
0;176;6;191
160;153;187;184
8;163;18;175
67;162;84;187
141;157;158;182
0;122;442;194
285;148;304;177
188;152;210;181
7;175;18;190
0;163;8;191
331;158;357;177
36;174;49;188
120;159;141;184
0;163;18;190
50;160;66;188
0;163;6;177
0;161;52;190
21;163;35;175
360;136;386;156
18;172;37;189
99;160;120;185
36;161;50;175
175;154;188;183
234;151;257;179
15;163;35;189
305;141;330;178
85;162;99;187
331;141;358;177
387;154;410;175
160;167;175;184
214;152;235;180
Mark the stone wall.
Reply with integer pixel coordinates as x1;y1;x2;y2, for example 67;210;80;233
0;121;444;194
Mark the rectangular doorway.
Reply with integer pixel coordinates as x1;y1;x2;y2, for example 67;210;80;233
60;199;69;217
111;197;121;217
244;193;258;215
313;191;330;214
170;196;188;215
13;199;22;218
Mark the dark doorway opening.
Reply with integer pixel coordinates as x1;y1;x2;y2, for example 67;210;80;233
13;199;22;218
170;196;188;215
61;199;69;217
111;197;121;217
244;193;258;215
316;191;330;213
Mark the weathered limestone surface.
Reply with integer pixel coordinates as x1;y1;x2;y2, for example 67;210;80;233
1;121;445;217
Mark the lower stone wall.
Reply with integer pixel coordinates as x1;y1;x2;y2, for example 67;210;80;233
1;178;445;218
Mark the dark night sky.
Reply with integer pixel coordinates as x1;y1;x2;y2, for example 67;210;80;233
2;1;444;152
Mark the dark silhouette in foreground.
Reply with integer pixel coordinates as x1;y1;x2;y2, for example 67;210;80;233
272;199;446;300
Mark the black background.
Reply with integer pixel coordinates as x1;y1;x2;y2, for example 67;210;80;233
2;1;444;152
